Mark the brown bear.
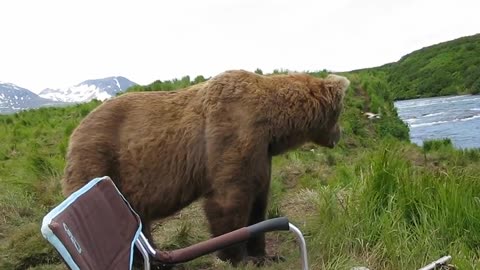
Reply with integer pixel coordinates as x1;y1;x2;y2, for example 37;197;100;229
62;69;349;266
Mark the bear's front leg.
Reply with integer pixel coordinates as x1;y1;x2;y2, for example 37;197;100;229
245;158;285;266
246;186;268;257
203;186;253;266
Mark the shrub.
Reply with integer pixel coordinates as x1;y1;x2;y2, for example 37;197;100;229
423;138;453;152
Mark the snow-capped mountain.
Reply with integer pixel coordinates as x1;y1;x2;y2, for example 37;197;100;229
0;82;63;114
38;76;137;103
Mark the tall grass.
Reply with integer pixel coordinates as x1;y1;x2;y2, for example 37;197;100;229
306;142;480;269
0;102;101;269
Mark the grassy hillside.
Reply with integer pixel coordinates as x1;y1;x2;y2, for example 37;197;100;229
374;33;480;99
1;70;479;270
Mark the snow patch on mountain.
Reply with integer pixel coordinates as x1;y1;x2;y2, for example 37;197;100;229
40;84;108;102
38;76;137;103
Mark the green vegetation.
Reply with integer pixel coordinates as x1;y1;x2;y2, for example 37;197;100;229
372;33;480;99
125;75;207;93
1;34;480;269
0;102;102;269
423;138;454;152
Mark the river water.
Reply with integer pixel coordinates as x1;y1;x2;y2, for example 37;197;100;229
394;95;480;149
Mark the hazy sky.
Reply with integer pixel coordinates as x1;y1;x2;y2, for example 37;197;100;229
1;0;479;92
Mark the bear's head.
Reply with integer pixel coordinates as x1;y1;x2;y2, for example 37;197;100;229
308;74;350;148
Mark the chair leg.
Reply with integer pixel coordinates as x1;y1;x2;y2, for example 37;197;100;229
135;239;151;270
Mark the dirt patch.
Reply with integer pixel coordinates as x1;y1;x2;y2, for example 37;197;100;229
280;188;320;224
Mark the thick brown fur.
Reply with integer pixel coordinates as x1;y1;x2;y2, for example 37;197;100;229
62;69;350;266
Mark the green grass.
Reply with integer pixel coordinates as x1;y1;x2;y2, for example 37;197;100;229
423;138;454;152
0;102;101;269
1;70;479;269
305;142;480;269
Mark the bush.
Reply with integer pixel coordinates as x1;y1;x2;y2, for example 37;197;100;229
423;138;453;152
470;78;480;95
377;116;410;141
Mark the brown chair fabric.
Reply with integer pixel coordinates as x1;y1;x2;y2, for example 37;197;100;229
45;177;141;270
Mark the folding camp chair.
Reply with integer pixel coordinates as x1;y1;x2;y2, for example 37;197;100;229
41;176;309;270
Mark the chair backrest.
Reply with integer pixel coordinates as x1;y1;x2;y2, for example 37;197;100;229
41;176;143;270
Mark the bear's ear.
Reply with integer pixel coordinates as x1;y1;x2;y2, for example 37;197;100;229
326;74;350;94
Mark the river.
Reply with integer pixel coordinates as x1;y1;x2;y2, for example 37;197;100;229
394;95;480;149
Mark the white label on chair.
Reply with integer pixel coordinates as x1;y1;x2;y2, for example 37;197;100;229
63;222;82;254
